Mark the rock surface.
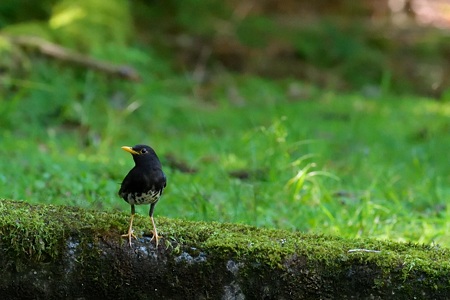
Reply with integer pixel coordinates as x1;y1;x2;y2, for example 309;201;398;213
1;199;450;299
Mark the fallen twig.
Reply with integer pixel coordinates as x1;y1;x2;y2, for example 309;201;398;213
8;35;140;81
348;248;381;253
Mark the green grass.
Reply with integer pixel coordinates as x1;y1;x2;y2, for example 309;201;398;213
1;55;449;248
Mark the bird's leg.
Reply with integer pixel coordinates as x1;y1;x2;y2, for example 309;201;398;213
150;216;159;247
122;205;137;246
149;203;161;247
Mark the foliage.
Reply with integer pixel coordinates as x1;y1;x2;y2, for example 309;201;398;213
1;0;132;51
0;0;449;249
292;20;386;88
2;1;450;96
50;0;132;50
0;52;449;247
0;0;54;27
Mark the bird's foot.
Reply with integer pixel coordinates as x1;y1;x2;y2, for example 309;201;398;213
121;229;137;247
150;230;161;248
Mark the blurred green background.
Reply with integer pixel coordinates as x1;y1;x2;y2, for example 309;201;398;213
0;0;449;246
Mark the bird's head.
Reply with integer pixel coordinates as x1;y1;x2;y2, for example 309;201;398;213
121;144;159;166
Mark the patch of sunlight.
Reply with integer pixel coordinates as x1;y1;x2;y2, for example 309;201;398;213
0;36;11;50
411;100;450;117
50;6;86;29
221;153;247;170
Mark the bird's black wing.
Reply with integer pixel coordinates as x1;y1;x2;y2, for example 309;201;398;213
119;167;146;198
119;167;166;199
152;169;167;195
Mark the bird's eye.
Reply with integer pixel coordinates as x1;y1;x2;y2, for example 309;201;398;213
140;148;148;154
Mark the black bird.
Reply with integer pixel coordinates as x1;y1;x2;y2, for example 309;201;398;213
119;144;167;247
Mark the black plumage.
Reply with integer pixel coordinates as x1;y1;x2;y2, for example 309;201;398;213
119;144;167;247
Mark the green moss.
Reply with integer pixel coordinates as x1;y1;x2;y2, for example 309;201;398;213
1;198;450;290
0;199;126;261
159;212;450;287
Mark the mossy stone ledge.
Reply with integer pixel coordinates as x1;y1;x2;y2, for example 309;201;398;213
0;199;449;299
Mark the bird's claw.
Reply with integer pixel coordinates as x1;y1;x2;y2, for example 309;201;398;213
121;229;137;247
150;230;161;248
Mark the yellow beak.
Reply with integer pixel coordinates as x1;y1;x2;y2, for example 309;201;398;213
121;146;139;155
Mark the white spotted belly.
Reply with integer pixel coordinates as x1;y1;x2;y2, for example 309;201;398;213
126;190;161;205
